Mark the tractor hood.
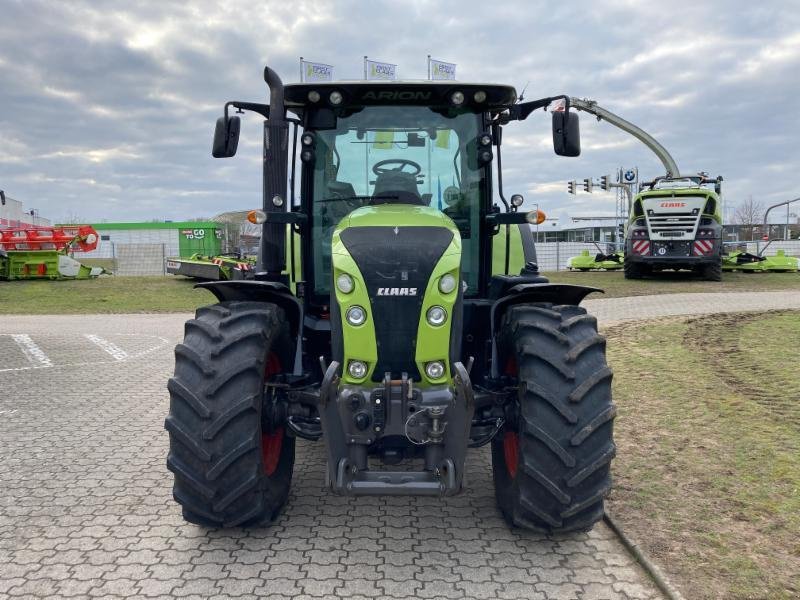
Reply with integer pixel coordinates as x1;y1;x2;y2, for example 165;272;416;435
336;204;461;233
331;204;462;383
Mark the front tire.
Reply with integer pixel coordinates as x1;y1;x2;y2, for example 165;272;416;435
492;303;616;533
701;260;722;281
623;260;647;279
165;301;295;527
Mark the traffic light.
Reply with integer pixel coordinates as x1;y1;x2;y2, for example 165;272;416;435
600;175;610;191
567;180;576;194
582;178;593;193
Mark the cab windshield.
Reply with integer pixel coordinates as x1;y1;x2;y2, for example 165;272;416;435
309;106;485;295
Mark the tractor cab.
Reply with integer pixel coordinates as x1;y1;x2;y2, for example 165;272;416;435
283;81;519;300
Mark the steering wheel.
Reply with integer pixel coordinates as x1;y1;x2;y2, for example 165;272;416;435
372;159;422;176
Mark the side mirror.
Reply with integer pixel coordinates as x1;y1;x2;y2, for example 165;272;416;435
212;115;241;158
552;111;580;157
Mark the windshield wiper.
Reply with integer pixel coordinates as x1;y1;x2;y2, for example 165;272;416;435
318;195;399;203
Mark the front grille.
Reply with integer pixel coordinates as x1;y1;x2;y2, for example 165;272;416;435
340;226;454;381
647;212;700;240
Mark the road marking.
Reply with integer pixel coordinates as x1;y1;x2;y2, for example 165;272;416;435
0;334;169;373
11;334;53;367
0;409;17;416
84;334;129;361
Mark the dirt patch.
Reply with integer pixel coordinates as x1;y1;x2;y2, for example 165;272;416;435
604;311;800;599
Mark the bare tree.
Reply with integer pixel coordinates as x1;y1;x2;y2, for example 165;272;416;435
733;196;764;239
61;210;87;225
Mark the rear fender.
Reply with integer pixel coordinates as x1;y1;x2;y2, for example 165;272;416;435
489;283;602;378
196;281;303;376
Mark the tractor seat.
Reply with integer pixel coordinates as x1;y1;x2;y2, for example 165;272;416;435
372;171;426;206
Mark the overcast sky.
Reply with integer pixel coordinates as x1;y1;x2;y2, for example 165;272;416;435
1;0;798;226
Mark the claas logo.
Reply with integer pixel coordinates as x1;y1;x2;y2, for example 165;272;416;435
659;202;686;208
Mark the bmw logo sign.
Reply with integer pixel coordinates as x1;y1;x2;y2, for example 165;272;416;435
624;169;636;182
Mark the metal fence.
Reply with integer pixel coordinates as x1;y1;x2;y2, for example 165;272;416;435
534;242;621;272
69;239;800;276
534;240;800;272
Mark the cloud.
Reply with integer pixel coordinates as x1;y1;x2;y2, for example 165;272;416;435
0;0;798;228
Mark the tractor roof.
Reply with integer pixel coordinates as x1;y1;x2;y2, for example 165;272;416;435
284;80;517;110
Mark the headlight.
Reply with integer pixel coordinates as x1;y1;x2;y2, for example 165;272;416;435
348;360;367;379
450;91;464;106
438;274;456;294
473;90;487;103
425;361;445;380
329;91;343;105
346;305;367;326
336;273;354;294
426;306;447;326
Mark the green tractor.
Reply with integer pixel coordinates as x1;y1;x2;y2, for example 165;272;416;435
625;175;724;280
165;66;615;533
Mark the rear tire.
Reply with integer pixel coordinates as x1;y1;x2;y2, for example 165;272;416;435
165;301;295;527
701;260;722;281
492;303;616;533
623;260;647;279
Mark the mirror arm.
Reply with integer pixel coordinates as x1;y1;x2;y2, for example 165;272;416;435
508;95;570;121
225;101;271;120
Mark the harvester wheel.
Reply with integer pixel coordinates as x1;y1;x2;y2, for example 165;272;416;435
623;260;647;279
165;301;295;527
492;303;615;533
701;260;722;281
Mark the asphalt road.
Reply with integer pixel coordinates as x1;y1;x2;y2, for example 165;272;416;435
3;291;798;600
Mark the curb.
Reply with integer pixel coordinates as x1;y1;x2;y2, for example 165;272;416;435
603;511;687;600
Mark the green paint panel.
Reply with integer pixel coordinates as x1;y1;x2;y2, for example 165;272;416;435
2;250;60;280
492;224;526;275
177;227;222;258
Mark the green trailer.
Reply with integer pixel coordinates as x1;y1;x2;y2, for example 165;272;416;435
0;249;105;280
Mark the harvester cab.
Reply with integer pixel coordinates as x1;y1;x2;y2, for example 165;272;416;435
165;66;615;534
625;174;724;281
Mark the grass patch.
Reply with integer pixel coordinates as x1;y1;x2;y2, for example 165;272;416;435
545;269;800;298
0;276;211;314
1;269;798;314
605;311;800;599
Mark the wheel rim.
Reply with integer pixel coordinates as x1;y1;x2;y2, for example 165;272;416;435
262;352;283;477
502;356;520;479
261;428;283;476
503;431;520;479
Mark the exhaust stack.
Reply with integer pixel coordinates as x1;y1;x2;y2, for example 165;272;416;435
258;66;289;278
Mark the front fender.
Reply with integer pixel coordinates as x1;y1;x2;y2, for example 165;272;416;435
489;283;603;378
196;281;303;376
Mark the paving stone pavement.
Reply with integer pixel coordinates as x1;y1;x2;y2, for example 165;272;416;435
2;291;796;600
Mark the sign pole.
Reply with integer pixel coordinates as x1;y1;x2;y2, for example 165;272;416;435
363;56;368;80
299;57;304;82
427;55;431;80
